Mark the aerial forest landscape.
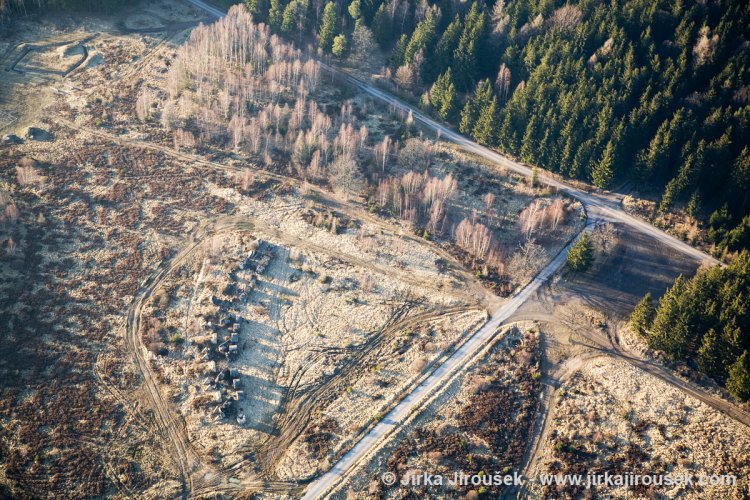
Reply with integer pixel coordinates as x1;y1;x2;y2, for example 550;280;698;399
0;0;749;498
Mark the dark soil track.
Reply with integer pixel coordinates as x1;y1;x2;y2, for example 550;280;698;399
563;223;700;317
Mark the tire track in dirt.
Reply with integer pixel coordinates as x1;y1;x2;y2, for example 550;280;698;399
506;311;750;499
122;211;481;496
56;118;496;307
256;305;482;476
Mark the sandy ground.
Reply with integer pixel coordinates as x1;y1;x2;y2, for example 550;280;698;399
530;356;750;499
140;193;488;481
327;323;542;499
3;2;732;498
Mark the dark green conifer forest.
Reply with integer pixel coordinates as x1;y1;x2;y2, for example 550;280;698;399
632;251;750;401
239;0;749;256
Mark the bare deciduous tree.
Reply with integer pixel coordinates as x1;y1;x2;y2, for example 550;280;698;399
508;239;547;282
549;198;565;231
519;199;544;238
374;135;392;172
173;129;196;150
494;64;511;104
483;192;496;214
16;163;45;186
693;26;718;67
136;89;155;122
548;4;582;31
491;0;509;38
329;155;362;200
455;218;493;263
5;237;17;256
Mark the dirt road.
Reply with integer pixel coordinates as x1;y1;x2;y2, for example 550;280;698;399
122;210;484;494
175;2;732;498
301;224;594;499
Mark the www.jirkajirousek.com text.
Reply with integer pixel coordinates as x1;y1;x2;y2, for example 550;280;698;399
381;470;737;490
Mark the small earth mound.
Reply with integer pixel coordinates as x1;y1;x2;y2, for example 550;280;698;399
85;52;105;68
57;43;84;60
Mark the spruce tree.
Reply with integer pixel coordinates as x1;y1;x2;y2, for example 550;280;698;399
630;293;656;336
726;351;750;402
459;100;475;135
696;329;726;381
429;14;462;80
686;191;700;218
371;4;392;47
497;110;516;152
520;116;539;164
472;96;498;146
318;2;338;53
452;2;488;90
404;11;439;65
566;230;594;272
430;69;457;120
460;79;493;136
648;275;692;359
592;140;616;189
391;34;408;69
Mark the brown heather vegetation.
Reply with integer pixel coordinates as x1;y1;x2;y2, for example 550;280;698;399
374;329;541;498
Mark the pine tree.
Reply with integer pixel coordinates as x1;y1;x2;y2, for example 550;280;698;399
318;2;338;53
592;140;616;189
566;230;594;272
332;34;347;57
391;34;408;69
371;4;392;47
430;69;457;120
472;96;498;146
268;0;284;29
245;0;269;21
630;293;656;336
726;351;750;402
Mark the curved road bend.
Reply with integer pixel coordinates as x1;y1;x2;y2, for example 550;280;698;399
174;2;731;497
186;3;716;269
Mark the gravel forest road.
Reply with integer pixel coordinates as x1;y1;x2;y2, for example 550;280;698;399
301;224;594;499
186;0;717;270
171;2;732;499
